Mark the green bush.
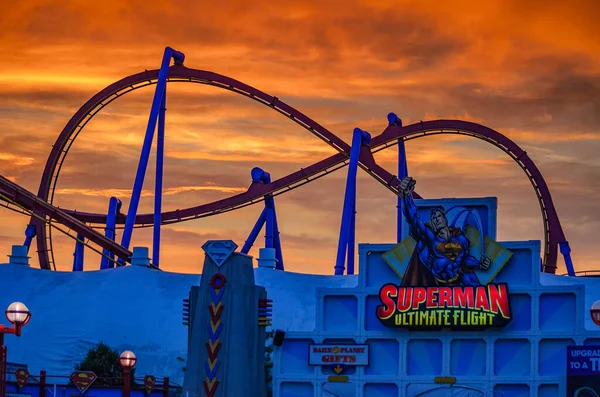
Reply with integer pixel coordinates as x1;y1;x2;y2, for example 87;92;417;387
75;342;136;387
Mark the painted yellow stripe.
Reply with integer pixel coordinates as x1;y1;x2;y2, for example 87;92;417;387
204;377;217;389
207;339;220;351
210;320;221;334
207;358;219;372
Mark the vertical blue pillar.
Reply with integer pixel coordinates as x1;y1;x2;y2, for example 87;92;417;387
119;47;184;264
335;128;370;275
248;167;285;269
72;233;84;271
153;91;166;268
101;197;121;269
387;113;406;243
559;241;576;276
397;139;408;242
265;201;275;249
346;203;356;274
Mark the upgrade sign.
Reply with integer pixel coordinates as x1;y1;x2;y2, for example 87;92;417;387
376;284;512;330
567;346;600;396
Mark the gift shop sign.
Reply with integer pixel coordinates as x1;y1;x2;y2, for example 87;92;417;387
308;345;369;366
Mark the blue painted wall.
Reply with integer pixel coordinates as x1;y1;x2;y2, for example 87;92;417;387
1;196;599;396
272;197;600;397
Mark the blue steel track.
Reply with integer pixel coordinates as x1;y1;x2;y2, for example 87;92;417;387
0;47;574;276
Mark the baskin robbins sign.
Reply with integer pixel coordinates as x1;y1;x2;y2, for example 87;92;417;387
376;177;513;330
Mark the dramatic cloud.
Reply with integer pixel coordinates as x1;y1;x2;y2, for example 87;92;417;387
0;0;599;275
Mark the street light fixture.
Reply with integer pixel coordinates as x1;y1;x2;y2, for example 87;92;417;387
4;302;31;336
1;302;31;397
120;351;136;397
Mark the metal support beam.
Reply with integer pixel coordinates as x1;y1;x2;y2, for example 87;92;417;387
23;224;36;250
72;233;84;271
101;197;122;269
153;90;166;268
119;46;184;265
265;203;275;249
272;205;284;270
397;140;408;243
335;128;370;275
241;208;267;254
264;191;277;252
248;167;285;269
559;241;576;277
0;175;132;263
387;113;406;243
346;203;356;274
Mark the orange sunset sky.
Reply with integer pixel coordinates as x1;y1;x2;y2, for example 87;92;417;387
0;0;599;275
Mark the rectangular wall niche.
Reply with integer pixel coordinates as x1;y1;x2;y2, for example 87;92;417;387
323;295;358;332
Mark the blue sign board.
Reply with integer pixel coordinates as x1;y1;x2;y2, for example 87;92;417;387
567;346;600;396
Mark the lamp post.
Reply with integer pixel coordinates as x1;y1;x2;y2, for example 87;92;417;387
0;302;31;397
120;351;136;397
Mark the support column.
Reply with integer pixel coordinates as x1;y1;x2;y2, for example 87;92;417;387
265;200;275;249
246;168;285;269
0;334;6;397
559;241;576;276
101;197;121;269
241;208;267;254
153;90;167;268
72;233;84;271
119;47;184;264
387;113;406;243
22;224;36;250
39;371;46;397
346;203;356;274
335;128;370;275
122;367;131;397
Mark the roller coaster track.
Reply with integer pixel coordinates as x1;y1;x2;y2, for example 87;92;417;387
3;65;564;273
0;175;132;263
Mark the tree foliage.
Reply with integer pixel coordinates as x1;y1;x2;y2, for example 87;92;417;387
75;342;135;387
265;331;274;397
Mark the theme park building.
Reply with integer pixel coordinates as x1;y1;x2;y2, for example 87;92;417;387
1;194;600;396
0;47;599;397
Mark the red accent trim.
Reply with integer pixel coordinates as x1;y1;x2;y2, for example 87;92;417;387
209;304;224;323
39;371;46;397
0;325;17;335
202;379;219;397
210;273;227;289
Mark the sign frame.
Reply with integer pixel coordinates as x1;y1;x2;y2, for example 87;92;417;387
15;369;29;390
566;345;600;396
143;375;156;395
307;344;369;366
69;371;98;394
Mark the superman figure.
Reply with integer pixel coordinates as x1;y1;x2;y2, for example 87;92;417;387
398;176;491;287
